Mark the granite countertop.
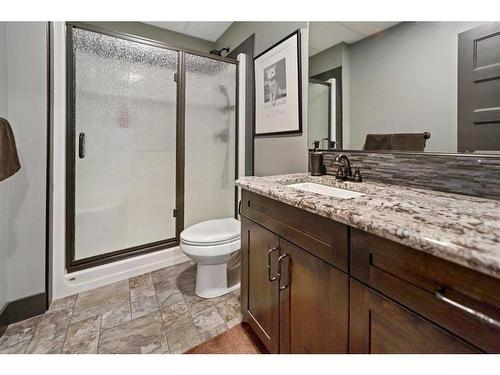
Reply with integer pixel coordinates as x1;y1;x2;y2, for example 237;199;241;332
235;173;500;279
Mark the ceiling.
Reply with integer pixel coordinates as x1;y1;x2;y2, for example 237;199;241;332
144;21;399;51
309;22;400;56
144;22;233;42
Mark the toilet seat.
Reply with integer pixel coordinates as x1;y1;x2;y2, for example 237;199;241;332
180;238;240;258
180;218;240;246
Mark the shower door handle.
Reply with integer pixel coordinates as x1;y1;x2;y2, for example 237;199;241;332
79;132;86;159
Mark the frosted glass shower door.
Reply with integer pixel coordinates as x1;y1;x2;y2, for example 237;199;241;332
70;28;178;262
184;54;237;227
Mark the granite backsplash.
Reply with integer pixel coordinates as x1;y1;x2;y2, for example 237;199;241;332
309;151;500;200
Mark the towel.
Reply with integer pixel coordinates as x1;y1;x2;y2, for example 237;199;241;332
392;133;426;151
364;134;392;151
0;117;21;182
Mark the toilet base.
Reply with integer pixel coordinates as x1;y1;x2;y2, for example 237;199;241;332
195;263;240;299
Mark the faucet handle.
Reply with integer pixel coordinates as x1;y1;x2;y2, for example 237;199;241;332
353;167;363;182
336;165;347;181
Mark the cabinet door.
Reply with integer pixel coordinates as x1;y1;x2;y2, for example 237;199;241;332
349;279;481;353
241;217;280;353
279;239;349;353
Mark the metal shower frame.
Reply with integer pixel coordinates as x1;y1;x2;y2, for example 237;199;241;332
65;22;239;272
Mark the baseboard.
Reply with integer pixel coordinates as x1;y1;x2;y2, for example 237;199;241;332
0;303;8;337
0;293;47;336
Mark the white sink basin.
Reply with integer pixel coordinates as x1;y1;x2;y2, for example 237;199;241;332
288;182;365;199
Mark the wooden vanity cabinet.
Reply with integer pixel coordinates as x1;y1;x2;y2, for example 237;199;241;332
240;189;500;354
240;191;349;354
350;228;500;353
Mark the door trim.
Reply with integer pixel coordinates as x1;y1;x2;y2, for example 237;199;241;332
46;21;54;309
228;34;255;177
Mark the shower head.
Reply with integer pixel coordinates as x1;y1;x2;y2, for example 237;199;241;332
209;47;230;56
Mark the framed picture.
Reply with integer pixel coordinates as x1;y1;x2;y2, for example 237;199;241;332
254;29;302;136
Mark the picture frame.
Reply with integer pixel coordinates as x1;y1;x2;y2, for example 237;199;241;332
254;29;302;136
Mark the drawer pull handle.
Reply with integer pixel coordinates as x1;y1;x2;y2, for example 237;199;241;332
435;291;500;329
278;254;290;291
267;246;279;281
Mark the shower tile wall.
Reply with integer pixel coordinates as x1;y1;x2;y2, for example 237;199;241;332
309;151;500;199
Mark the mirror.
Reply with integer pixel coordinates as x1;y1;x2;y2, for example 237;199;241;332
308;21;500;154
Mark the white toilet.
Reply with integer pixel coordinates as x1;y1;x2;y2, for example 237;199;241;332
180;218;241;298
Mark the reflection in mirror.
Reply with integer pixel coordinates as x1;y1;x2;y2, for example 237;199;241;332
308;21;500;154
308;79;331;150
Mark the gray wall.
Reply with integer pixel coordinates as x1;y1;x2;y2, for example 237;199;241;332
348;22;483;152
0;22;47;308
88;22;215;53
309;42;346;77
216;22;309;176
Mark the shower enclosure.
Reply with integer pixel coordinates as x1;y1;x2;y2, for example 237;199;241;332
66;24;237;272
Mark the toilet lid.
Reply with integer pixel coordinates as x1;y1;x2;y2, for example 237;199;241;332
180;218;240;246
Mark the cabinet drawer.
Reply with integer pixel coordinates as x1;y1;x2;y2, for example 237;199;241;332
241;190;349;272
350;228;500;353
349;279;481;353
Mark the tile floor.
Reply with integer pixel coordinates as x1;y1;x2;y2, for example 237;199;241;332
0;261;242;354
